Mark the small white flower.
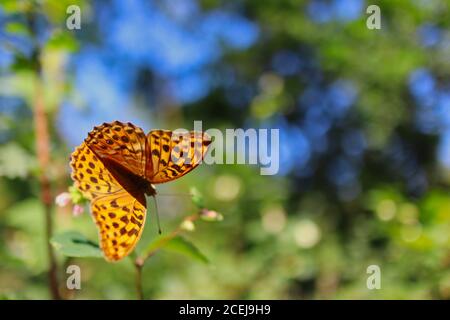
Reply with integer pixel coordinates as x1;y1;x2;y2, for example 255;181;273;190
55;192;71;207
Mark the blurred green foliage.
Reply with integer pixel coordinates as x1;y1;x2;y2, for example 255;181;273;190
1;0;450;300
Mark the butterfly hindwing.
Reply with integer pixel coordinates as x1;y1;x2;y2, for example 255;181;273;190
146;130;211;184
91;191;147;261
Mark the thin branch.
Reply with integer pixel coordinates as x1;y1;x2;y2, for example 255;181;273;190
132;213;200;300
134;257;144;300
33;55;61;301
27;9;61;300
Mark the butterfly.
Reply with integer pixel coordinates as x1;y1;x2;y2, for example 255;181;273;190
70;121;211;261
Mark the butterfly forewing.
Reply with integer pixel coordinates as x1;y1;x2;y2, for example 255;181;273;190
85;121;147;178
146;130;211;183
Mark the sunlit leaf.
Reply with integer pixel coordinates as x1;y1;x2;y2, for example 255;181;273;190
0;0;30;13
164;236;209;264
4;22;30;36
68;185;88;205
51;231;103;258
46;31;79;52
143;235;208;264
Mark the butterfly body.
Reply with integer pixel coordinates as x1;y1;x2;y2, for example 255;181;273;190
70;121;211;261
97;154;156;207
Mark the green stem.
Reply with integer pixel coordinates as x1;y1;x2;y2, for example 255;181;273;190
132;213;200;299
27;7;61;300
134;258;144;300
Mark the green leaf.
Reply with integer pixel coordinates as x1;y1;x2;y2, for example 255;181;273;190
4;22;30;36
0;0;28;13
144;233;175;254
51;231;103;258
190;187;204;209
46;31;79;52
69;185;88;204
164;236;209;264
144;235;208;264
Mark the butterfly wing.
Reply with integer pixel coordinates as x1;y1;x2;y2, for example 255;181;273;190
70;122;210;261
145;130;211;183
70;142;123;199
70;136;147;262
85;121;147;178
91;191;146;261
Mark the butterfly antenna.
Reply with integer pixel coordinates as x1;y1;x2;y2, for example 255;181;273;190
152;195;162;234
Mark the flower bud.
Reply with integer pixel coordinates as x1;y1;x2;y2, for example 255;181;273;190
180;219;195;232
200;209;223;222
72;204;85;217
55;192;71;207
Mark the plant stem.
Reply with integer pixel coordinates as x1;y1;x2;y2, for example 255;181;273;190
27;9;61;300
132;213;200;299
34;65;61;300
134;258;144;300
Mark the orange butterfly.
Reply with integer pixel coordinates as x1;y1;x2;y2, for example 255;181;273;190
70;121;211;261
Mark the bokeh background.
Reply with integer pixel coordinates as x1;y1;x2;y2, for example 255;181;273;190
1;0;450;299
